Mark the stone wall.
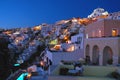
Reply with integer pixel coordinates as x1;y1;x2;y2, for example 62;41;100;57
51;49;84;65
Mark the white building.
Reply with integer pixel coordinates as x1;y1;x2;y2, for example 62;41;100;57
88;8;108;18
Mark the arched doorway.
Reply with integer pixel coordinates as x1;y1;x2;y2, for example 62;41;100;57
85;44;90;56
103;46;113;65
85;44;91;64
92;45;99;65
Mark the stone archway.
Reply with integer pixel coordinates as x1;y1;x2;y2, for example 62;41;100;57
92;45;99;65
103;46;113;65
85;44;91;64
85;44;90;56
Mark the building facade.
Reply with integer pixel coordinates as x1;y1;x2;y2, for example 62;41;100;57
84;19;120;66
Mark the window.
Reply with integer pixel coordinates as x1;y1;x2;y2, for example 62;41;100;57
112;29;118;36
98;30;102;37
86;34;88;39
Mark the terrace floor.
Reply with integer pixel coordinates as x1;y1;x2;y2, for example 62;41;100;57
48;76;116;80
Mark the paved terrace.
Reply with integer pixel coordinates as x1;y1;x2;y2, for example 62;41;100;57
48;76;115;80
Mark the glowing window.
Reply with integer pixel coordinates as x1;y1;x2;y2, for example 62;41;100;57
98;30;102;37
112;29;118;36
86;34;88;39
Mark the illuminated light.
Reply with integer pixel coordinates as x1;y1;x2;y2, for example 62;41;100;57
98;30;102;37
112;29;117;36
13;32;20;35
26;73;32;79
99;30;101;33
16;39;19;43
64;36;68;40
102;11;109;15
49;39;58;45
92;18;97;21
17;72;29;80
86;34;88;39
66;40;71;44
112;30;115;33
53;45;61;50
14;63;20;66
64;20;69;23
72;18;78;22
33;26;41;31
66;45;75;52
64;35;69;41
15;39;19;45
3;31;12;35
15;37;24;44
71;46;75;51
36;26;41;30
40;61;44;66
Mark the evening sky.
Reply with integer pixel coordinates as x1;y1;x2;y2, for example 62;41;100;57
0;0;120;28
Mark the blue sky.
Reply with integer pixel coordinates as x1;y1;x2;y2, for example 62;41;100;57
0;0;120;29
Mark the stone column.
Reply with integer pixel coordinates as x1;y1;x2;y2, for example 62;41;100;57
113;55;118;66
99;51;103;66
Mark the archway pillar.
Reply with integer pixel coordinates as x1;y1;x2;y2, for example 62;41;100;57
99;51;103;66
112;48;119;65
89;45;93;63
113;55;118;66
99;47;104;66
